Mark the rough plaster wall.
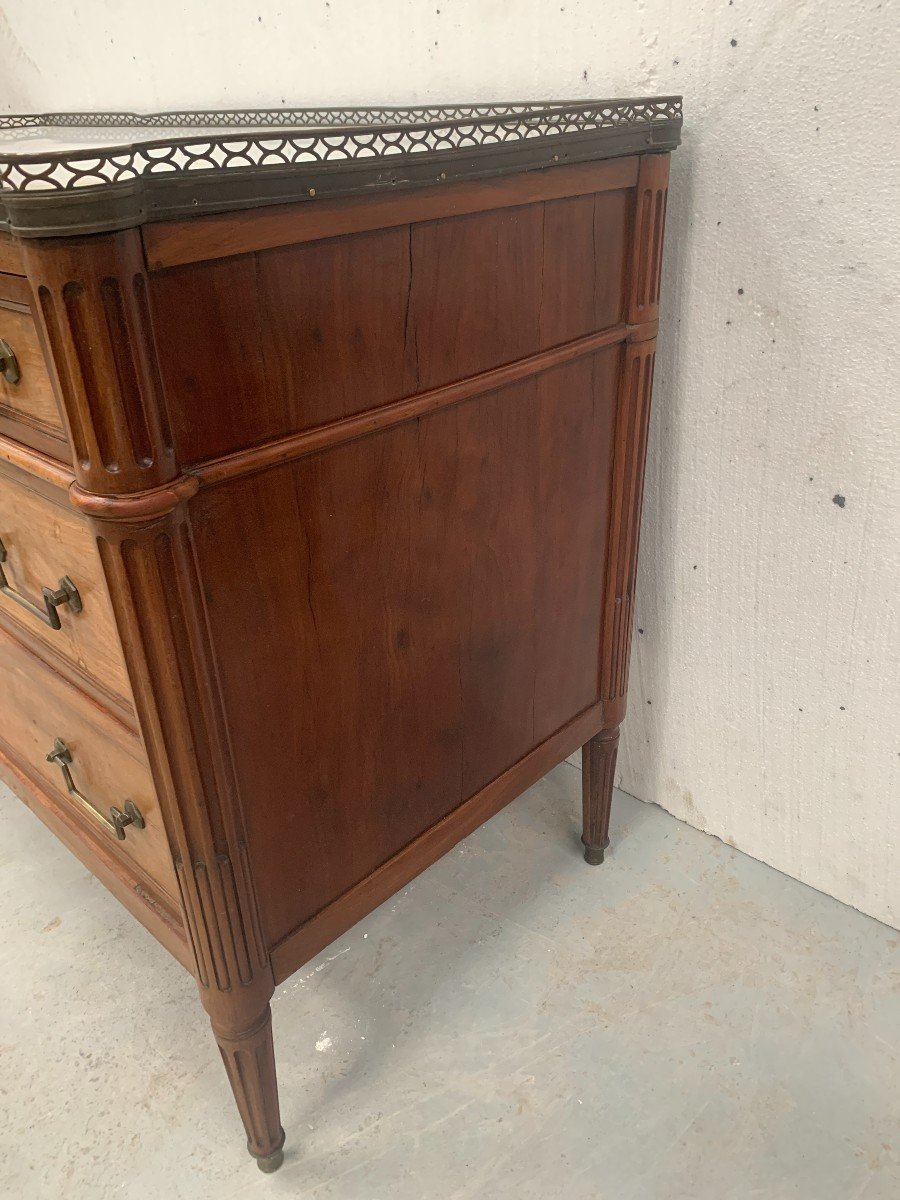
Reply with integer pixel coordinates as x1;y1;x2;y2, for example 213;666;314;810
1;2;897;926
621;2;900;933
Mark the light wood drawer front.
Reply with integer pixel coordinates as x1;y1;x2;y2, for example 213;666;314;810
0;625;177;898
0;465;134;712
0;273;70;461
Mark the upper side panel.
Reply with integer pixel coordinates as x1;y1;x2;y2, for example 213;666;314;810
148;186;631;465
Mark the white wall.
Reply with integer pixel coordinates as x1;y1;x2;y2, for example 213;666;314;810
2;1;898;927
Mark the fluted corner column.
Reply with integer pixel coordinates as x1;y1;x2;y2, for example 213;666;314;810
20;230;284;1170
584;152;670;866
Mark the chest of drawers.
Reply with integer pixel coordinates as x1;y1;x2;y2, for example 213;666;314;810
0;99;680;1172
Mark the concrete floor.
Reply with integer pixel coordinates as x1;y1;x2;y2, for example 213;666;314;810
1;764;898;1200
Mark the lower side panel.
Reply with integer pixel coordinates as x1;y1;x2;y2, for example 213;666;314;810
271;699;606;983
192;348;620;948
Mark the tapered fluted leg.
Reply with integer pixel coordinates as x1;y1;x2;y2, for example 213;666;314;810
581;727;619;864
214;1005;285;1172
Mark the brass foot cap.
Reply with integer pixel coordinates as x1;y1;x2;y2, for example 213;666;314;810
255;1148;284;1174
251;1128;286;1173
582;836;610;866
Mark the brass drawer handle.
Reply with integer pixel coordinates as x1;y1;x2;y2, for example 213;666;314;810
46;738;145;841
0;338;20;384
0;537;83;629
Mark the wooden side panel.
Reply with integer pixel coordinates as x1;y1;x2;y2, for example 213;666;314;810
405;204;543;388
150;190;631;465
271;700;604;979
410;190;630;387
539;190;630;345
258;225;413;430
143;156;640;270
190;347;619;945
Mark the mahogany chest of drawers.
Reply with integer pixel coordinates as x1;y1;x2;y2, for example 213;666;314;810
0;98;680;1172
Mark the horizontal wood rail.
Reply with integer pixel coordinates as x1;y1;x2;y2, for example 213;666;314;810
1;316;657;509
0;436;74;492
195;323;642;489
69;473;199;521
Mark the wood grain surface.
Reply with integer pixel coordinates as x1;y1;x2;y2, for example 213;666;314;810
0;274;70;459
150;187;630;465
0;623;176;897
0;461;135;712
143;156;639;269
191;348;620;945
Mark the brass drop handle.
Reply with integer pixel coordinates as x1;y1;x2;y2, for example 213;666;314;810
0;537;83;629
0;337;20;384
46;738;145;841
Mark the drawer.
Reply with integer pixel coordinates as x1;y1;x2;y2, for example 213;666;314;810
0;272;71;462
0;463;134;714
0;624;177;899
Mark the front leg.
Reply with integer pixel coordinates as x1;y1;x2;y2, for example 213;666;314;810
581;727;619;864
214;1003;285;1172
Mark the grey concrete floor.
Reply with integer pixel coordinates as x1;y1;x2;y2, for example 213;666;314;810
1;763;898;1200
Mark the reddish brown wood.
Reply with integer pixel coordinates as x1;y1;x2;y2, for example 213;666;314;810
190;349;619;947
582;728;620;864
0;232;26;276
21;232;176;495
588;152;669;855
93;509;282;1166
600;339;656;705
0;622;177;897
0;458;137;714
195;324;626;489
271;699;604;982
0;434;74;490
0;271;37;309
0;150;673;1171
143;155;640;270
12;229;283;1168
215;1006;284;1172
148;187;632;465
628;153;670;325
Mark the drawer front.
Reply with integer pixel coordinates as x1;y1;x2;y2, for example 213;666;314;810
0;273;70;461
0;624;177;898
0;464;134;712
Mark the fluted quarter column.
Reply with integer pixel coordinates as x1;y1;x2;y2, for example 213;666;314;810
21;231;284;1170
583;152;670;865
